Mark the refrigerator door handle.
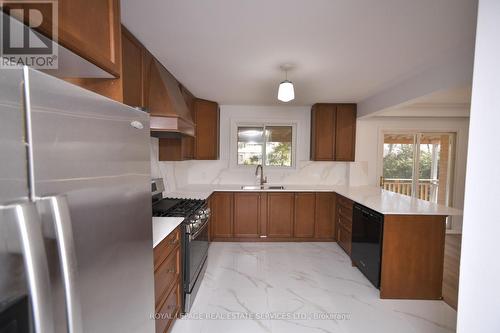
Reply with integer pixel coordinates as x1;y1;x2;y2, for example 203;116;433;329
1;202;55;333
42;195;83;333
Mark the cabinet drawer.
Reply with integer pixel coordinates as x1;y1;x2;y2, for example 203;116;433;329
337;196;353;219
337;225;352;255
154;227;181;269
337;214;352;232
155;282;180;333
154;247;180;309
338;205;353;221
337;195;353;208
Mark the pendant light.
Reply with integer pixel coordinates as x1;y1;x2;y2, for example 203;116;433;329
277;65;295;102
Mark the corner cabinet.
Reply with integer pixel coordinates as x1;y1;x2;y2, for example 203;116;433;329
310;103;357;161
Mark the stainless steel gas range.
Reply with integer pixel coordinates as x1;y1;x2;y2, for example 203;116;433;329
151;179;211;313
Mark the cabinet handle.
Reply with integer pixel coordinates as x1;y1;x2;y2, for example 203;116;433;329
42;195;83;333
167;268;176;273
168;239;179;245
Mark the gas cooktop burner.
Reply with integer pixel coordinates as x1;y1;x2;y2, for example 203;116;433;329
152;198;205;217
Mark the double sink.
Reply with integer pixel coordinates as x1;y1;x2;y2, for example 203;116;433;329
241;185;286;190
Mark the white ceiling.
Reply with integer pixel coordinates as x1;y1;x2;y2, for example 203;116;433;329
121;0;477;106
376;86;472;117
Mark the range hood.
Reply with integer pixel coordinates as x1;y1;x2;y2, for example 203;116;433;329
148;60;195;137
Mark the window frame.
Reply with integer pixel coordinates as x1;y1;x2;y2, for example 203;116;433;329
232;121;297;169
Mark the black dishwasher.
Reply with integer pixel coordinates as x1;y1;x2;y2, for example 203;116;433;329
351;203;384;288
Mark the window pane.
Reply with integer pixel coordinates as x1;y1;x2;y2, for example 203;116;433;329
265;126;292;167
382;134;415;196
237;127;263;165
418;133;454;204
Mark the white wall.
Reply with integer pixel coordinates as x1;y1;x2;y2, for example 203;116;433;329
457;1;500;331
152;106;469;231
153;105;353;188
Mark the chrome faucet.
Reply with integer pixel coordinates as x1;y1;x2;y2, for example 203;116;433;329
255;164;267;186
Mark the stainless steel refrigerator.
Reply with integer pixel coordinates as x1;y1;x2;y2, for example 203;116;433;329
0;67;155;332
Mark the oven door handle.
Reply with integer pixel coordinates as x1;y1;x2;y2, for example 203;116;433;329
189;219;209;242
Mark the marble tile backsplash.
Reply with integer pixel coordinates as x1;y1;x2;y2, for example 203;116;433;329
151;138;370;190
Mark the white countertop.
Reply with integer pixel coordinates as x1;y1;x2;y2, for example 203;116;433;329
166;184;462;216
152;217;184;248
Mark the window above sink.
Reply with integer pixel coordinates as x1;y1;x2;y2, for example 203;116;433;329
236;124;296;168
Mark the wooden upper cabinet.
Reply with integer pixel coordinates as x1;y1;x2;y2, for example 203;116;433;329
159;137;194;161
4;0;121;77
294;193;316;238
233;193;260;238
310;103;356;161
311;104;336;161
335;104;357;161
142;49;154;109
59;0;121;76
267;193;294;238
315;192;336;239
194;99;220;160
211;192;233;239
121;26;144;107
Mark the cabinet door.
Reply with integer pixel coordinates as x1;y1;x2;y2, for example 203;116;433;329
194;99;220;160
234;193;260;238
335;104;357;161
211;192;233;239
59;0;121;76
142;49;154;109
155;281;180;333
315;193;335;239
181;136;195;160
122;27;144;108
311;104;336;160
337;224;352;255
294;193;316;238
267;193;294;238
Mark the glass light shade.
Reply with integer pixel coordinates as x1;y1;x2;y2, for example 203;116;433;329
277;80;295;102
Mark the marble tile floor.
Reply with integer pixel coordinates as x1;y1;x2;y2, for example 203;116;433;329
171;242;457;333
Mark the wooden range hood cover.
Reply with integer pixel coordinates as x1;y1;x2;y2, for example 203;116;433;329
149;60;195;137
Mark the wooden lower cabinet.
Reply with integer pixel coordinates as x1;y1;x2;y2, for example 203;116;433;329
233;193;260;238
156;283;181;333
335;195;353;254
337;224;352;255
315;193;336;239
294;193;316;238
210;191;337;241
267;193;294;238
154;227;182;333
210;192;233;239
380;215;446;299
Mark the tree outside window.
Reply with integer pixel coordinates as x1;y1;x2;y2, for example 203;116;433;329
237;125;293;167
